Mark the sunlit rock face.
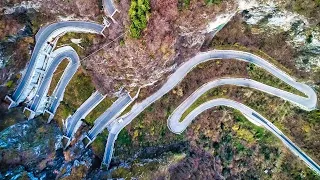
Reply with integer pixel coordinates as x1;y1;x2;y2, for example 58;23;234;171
240;1;320;72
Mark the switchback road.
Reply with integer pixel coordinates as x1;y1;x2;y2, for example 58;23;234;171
27;46;80;120
8;21;104;107
104;50;319;174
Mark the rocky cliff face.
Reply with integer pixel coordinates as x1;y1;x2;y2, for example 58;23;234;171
241;0;320;74
0;117;101;179
0;117;63;179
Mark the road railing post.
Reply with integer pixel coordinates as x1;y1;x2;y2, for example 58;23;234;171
5;95;18;109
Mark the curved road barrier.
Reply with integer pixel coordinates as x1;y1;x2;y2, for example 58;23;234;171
104;50;319;174
25;46;80;120
63;91;105;149
7;21;104;108
103;0;118;17
102;132;117;169
84;92;133;147
168;96;320;174
46;49;81;122
167;77;315;133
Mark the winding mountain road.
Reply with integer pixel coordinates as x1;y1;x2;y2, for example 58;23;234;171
85;92;133;146
174;99;320;173
63;91;105;148
104;50;319;174
8;21;104;107
3;0;319;174
27;46;80;119
167;77;315;133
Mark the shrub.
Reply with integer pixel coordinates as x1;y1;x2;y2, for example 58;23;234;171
128;0;151;38
5;80;13;88
205;0;222;5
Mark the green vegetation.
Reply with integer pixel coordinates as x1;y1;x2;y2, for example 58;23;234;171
111;161;161;179
280;154;320;180
180;87;227;121
128;0;151;38
117;128;132;146
306;34;313;44
114;96;185;159
178;59;306;122
54;70;96;127
231;111;288;169
232;124;255;143
57;101;74;119
291;0;320;19
0;108;26;131
47;59;69;95
210;130;255;168
56;32;97;57
51;32;99;126
63;71;96;106
178;0;222;9
91;130;108;158
207;110;280;171
233;140;246;152
247;63;305;96
178;0;190;9
29;13;55;34
119;103;134;117
214;44;296;77
307;110;320;124
233;110;276;145
5;80;14;89
23;109;31;119
130;101;184;147
85;97;115;126
205;0;222;5
119;39;125;46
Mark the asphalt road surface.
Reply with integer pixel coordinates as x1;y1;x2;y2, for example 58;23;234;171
86;93;132;144
65;91;105;142
28;46;80;116
104;50;319;174
103;0;117;16
10;21;104;106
